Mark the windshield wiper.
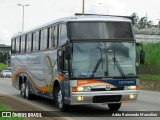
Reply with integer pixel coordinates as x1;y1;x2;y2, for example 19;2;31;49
112;57;126;78
90;58;103;78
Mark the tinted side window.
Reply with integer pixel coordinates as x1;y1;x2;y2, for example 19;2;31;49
59;24;67;45
19;37;21;53
11;39;16;54
21;36;26;53
40;29;48;50
26;34;32;52
15;38;20;53
33;31;39;51
49;27;53;49
49;26;58;49
54;26;58;47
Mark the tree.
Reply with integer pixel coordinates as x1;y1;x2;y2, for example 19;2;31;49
0;52;10;64
131;13;139;29
147;20;154;28
139;17;147;29
131;13;154;30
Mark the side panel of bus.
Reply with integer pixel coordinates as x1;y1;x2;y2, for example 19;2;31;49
11;23;68;98
11;49;59;98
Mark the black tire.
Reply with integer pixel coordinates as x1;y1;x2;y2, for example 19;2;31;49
108;103;121;111
54;87;69;112
25;79;33;100
21;82;26;98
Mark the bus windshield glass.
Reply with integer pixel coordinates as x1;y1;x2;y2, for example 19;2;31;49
71;42;137;78
69;22;134;39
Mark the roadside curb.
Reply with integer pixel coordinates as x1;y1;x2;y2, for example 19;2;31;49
0;92;69;120
139;80;160;92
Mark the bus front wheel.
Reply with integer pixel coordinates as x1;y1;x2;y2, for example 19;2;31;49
25;79;33;100
108;103;121;111
54;87;69;112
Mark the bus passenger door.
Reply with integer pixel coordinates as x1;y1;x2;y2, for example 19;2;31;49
57;49;70;104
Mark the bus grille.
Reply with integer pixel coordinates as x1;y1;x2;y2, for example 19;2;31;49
91;88;124;91
93;95;122;103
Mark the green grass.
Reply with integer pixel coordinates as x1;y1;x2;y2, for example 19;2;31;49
0;105;10;111
0;63;7;72
140;74;160;81
0;105;25;120
143;42;160;67
138;42;160;77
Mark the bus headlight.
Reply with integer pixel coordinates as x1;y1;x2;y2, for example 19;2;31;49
124;86;138;90
72;86;91;92
77;87;84;91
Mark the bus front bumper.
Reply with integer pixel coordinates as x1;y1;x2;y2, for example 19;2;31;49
70;90;138;105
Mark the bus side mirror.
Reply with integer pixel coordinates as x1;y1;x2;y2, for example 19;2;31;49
140;50;145;64
136;43;145;64
65;45;72;60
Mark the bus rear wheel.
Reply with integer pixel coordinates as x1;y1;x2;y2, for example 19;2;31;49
54;87;69;112
108;103;121;111
21;82;26;98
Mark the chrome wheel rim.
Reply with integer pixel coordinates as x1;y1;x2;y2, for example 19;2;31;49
21;83;25;96
57;90;63;108
25;82;29;98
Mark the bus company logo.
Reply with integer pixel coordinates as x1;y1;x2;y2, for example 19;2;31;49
105;85;111;90
119;80;135;84
2;112;12;117
78;80;88;84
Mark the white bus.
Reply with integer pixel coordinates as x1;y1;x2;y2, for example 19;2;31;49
11;14;144;112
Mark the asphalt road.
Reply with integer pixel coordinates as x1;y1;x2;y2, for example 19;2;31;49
0;78;160;120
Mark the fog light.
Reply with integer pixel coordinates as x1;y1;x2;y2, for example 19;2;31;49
130;94;136;99
77;96;84;101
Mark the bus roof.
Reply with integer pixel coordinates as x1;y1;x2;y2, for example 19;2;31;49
68;15;131;22
12;15;132;38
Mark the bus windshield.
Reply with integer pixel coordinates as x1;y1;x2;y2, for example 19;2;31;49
69;22;134;39
71;42;137;78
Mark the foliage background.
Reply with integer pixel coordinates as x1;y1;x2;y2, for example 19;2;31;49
139;42;160;80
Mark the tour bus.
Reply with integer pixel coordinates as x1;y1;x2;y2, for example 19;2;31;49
11;14;144;112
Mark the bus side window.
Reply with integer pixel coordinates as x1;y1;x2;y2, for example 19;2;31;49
63;50;68;72
49;26;57;49
24;35;27;52
15;38;20;54
40;29;48;51
19;37;21;53
33;31;40;51
57;50;64;74
49;27;53;49
54;25;58;47
26;34;32;52
57;50;68;75
21;36;25;53
11;39;16;54
59;24;67;45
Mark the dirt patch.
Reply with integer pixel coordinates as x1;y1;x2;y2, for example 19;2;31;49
0;94;67;120
140;80;160;92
